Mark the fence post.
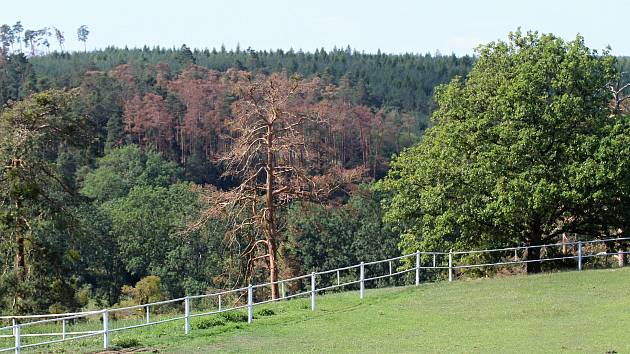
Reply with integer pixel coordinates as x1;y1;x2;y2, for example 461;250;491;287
415;251;420;286
311;272;316;311
337;270;340;286
11;318;15;337
578;240;582;272
433;254;436;268
62;319;67;340
145;305;150;324
218;294;222;311
247;284;253;324
448;250;453;282
359;262;365;299
184;296;190;335
280;281;285;299
14;323;20;354
102;310;109;349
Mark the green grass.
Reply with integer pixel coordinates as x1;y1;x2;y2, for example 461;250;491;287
4;268;630;353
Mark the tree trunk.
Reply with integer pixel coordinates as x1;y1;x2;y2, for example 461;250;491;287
14;200;26;283
526;227;542;274
267;236;279;298
15;233;25;282
265;122;280;299
526;246;542;273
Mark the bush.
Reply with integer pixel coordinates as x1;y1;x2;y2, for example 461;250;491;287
195;317;226;329
114;337;141;348
256;308;275;317
120;275;164;305
221;311;248;323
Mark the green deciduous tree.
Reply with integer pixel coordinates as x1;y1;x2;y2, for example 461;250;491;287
80;145;181;203
379;31;618;273
284;186;398;277
103;182;227;297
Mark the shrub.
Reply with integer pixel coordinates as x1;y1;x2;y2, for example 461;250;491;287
120;275;164;305
195;317;226;329
114;337;141;348
256;308;275;317
221;311;248;323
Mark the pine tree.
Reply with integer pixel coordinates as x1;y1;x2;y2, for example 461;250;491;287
105;114;124;152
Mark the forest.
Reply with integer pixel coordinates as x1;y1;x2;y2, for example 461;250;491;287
0;22;474;314
2;23;630;315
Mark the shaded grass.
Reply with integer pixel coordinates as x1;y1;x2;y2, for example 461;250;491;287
4;268;630;353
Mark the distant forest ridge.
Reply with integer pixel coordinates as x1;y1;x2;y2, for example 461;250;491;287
26;45;474;113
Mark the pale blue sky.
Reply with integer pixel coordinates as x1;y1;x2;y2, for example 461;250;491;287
1;0;627;55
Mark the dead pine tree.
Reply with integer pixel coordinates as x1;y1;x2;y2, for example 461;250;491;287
196;72;362;299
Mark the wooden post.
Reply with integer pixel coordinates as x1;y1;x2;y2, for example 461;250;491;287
184;297;190;334
311;272;316;311
102;310;109;349
448;250;453;282
415;251;420;286
14;324;20;354
247;284;253;324
360;262;365;299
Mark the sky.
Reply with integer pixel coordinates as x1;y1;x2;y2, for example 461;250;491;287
1;0;629;56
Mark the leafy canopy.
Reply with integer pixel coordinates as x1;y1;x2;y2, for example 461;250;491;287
80;144;182;203
379;30;616;256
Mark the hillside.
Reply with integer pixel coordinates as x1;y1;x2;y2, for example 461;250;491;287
14;268;628;353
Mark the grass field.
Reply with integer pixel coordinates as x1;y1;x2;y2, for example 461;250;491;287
4;268;630;353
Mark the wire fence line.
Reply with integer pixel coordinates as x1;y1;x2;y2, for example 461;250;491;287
1;236;628;353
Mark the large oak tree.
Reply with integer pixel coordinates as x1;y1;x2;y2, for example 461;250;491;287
379;31;620;273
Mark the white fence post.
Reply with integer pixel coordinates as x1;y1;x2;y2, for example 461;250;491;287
311;272;316;311
415;250;420;286
145;305;150;324
280;281;285;299
247;284;253;324
218;294;222;311
448;250;453;282
433;254;436;268
14;324;20;354
62;319;67;340
102;310;109;349
184;297;190;335
360;262;365;299
11;318;15;337
578;241;582;272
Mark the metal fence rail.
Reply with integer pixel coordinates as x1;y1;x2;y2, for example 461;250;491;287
1;236;628;353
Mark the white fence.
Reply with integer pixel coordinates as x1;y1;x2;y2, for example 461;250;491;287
1;236;628;353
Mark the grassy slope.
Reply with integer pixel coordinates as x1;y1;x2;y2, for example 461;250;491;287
19;268;630;353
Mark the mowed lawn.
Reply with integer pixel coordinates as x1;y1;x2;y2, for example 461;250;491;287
15;268;630;353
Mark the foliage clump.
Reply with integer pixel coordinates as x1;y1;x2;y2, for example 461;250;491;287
379;30;628;273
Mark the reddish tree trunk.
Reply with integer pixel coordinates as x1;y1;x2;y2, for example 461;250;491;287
265;121;280;299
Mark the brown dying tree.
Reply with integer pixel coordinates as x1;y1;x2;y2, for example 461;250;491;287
196;72;361;299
